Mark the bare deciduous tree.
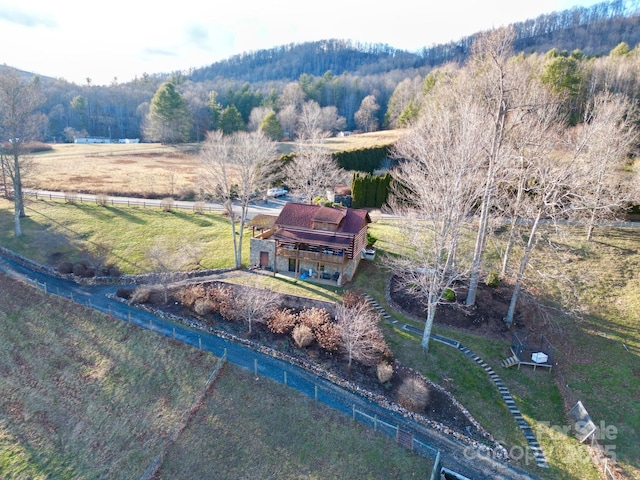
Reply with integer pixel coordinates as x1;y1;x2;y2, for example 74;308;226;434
571;91;639;241
354;95;380;132
503;134;589;326
464;27;519;307
199;130;278;268
279;82;306;110
247;106;273;132
276;104;298;139
335;302;387;369
234;281;281;334
388;86;483;351
0;69;46;237
497;71;565;277
298;101;346;136
283;128;346;204
147;240;198;303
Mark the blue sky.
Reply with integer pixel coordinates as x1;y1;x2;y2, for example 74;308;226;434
0;0;602;85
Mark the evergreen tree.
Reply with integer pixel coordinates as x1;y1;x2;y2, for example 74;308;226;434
365;173;377;207
351;173;363;208
375;173;391;208
259;111;284;140
219;105;246;134
208;91;222;131
144;82;191;143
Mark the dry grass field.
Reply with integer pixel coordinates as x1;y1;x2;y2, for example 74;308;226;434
26;143;202;199
26;131;403;198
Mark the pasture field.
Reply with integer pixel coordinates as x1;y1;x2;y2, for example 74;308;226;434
26;131;402;198
0;274;219;479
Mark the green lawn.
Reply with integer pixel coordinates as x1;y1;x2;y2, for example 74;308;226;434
0;198;243;274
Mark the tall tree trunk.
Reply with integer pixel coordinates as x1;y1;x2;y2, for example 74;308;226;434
422;282;442;353
466;97;508;306
505;208;542;327
422;303;436;352
585;182;603;242
12;153;23;237
226;201;241;269
0;156;8;199
501;166;527;276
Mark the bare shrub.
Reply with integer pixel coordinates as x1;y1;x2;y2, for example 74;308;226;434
298;307;330;331
397;376;430;412
178;187;197;201
193;201;205;214
72;262;88;277
116;288;132;300
64;191;78;204
175;284;206;308
57;261;73;274
267;308;299;334
130;286;152;304
160;197;175;212
95;193;109;206
336;302;388;368
292;324;314;348
81;268;95;278
106;265;122;278
234;283;282;333
376;362;394;384
315;322;342;352
209;284;237;320
193;297;215;316
342;290;366;308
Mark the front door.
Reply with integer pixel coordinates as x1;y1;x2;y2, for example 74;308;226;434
288;258;296;272
260;251;269;268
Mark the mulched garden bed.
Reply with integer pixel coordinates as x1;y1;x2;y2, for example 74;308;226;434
118;280;504;453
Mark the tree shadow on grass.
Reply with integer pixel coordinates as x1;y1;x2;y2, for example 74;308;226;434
103;205;147;225
169;210;214;227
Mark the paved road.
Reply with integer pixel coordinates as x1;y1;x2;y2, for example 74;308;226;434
0;250;540;480
23;189;291;220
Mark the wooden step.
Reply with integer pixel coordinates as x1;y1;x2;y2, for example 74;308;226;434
501;355;519;368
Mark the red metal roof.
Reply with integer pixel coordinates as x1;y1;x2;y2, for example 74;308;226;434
275;202;370;234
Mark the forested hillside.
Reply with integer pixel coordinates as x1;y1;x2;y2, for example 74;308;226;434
2;0;639;143
189;0;640;82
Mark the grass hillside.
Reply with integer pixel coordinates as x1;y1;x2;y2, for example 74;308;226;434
0;274;432;478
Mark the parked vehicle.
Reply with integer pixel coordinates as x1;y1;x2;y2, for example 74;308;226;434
267;187;288;197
